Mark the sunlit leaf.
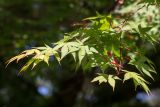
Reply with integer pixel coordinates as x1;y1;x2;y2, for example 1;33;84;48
71;52;77;62
123;70;150;94
78;46;86;65
32;59;42;69
43;55;50;65
20;59;35;72
61;45;69;59
91;75;107;84
92;73;121;90
108;75;116;90
81;37;90;43
90;47;98;53
53;51;61;62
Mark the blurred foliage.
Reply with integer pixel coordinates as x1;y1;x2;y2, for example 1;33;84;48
1;0;160;107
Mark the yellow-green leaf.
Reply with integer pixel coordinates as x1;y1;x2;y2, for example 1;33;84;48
108;75;116;91
91;76;107;84
61;45;69;59
20;59;35;72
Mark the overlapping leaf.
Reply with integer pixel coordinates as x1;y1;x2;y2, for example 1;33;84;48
92;73;121;90
123;70;150;94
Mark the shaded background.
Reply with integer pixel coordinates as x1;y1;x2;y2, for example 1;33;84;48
0;0;160;107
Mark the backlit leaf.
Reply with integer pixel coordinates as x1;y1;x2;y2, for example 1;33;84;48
78;46;86;65
91;76;107;84
108;75;116;90
61;45;69;59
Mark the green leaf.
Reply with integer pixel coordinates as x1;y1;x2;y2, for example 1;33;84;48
91;75;107;84
55;36;70;44
123;71;148;83
108;75;116;91
22;49;40;55
90;47;98;53
68;45;79;53
78;46;86;65
141;82;151;94
123;71;134;82
83;16;100;20
129;56;156;79
83;15;105;21
85;46;92;55
53;51;61;62
141;67;154;80
71;52;77;62
67;42;80;47
44;44;52;49
123;70;150;94
43;55;50;65
99;18;110;31
81;37;90;43
32;59;42;69
92;73;121;90
20;59;35;72
61;45;69;59
35;47;47;50
6;49;41;67
53;43;65;51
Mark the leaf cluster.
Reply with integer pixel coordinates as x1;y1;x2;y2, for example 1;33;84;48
7;3;160;94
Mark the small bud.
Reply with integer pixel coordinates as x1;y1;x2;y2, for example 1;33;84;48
107;51;112;57
126;56;131;61
111;58;119;65
116;0;124;5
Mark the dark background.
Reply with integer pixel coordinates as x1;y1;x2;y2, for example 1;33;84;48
1;0;160;107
